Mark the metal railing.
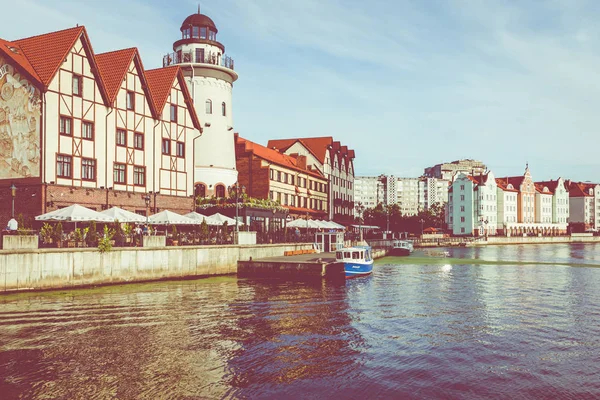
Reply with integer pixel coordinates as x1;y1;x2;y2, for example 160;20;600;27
163;50;234;70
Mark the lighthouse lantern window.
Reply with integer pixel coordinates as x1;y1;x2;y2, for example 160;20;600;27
183;28;190;39
209;30;216;41
192;26;199;38
200;27;207;39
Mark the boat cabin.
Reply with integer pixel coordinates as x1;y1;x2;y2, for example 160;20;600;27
336;247;372;263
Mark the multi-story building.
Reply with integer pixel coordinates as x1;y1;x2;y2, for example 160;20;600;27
424;159;486;181
397;178;420;216
163;9;239;198
267;137;355;224
0;25;202;223
354;176;383;214
495;178;519;234
419;177;450;211
448;172;497;236
567;181;600;231
235;136;328;220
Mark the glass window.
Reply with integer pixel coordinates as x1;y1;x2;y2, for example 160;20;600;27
57;155;72;178
72;74;82;96
114;163;126;184
209;30;216;41
176;141;185;158
82;121;94;140
200;27;207;39
82;158;96;181
126;91;135;110
116;129;127;146
183;28;190;39
215;185;225;198
133;166;145;186
205;99;212;114
162;139;170;155
59;116;72;136
222;102;226;116
192;26;199;38
170;104;178;122
134;133;144;150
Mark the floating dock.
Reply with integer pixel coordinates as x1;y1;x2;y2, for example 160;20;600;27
238;252;344;280
238;248;388;280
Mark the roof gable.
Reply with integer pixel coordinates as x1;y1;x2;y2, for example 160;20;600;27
96;48;140;105
13;26;109;103
0;39;41;86
145;66;201;131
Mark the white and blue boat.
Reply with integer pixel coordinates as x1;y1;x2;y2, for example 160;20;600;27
336;246;374;278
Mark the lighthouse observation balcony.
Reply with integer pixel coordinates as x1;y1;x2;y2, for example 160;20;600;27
163;50;234;70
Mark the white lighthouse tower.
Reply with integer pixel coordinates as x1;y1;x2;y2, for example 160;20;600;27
164;8;239;198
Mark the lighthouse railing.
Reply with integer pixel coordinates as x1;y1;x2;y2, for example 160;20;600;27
163;50;234;70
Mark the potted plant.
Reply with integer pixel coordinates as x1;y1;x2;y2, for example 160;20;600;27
98;225;115;253
40;223;54;245
123;223;133;245
171;225;179;246
53;222;63;248
86;221;98;247
72;228;83;247
200;219;209;245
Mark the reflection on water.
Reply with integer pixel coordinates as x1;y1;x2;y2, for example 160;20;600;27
1;244;600;399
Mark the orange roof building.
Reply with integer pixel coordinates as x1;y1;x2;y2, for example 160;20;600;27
235;135;328;218
266;136;356;223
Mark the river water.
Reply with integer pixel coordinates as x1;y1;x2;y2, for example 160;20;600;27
2;243;600;399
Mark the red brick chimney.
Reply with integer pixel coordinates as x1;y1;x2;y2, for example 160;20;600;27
297;155;307;169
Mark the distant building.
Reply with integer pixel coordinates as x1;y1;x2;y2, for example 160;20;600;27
354;176;383;215
424;159;486;181
567;181;600;231
419;177;451;211
448;172;498;236
267;137;355;224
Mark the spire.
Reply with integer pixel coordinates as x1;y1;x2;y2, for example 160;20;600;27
198;4;200;14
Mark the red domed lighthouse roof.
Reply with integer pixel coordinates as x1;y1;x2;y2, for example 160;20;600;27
180;12;218;33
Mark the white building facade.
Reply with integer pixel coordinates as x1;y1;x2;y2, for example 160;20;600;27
354;176;383;214
164;10;239;198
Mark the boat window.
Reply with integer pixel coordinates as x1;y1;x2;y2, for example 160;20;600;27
344;252;351;259
336;252;342;259
352;252;360;259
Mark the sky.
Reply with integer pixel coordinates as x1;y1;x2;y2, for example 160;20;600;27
2;0;600;181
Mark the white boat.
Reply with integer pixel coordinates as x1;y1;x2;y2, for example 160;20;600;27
390;240;414;256
335;245;374;278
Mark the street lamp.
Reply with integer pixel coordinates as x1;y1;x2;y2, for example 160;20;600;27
355;201;365;242
10;184;16;218
144;194;151;225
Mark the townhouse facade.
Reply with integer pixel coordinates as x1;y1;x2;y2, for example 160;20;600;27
0;26;202;223
449;167;569;236
567;181;600;231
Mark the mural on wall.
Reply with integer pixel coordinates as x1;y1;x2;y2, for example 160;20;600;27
0;56;41;178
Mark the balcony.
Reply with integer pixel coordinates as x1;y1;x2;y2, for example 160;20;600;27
163;50;234;70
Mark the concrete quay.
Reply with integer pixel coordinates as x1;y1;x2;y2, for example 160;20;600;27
0;243;313;293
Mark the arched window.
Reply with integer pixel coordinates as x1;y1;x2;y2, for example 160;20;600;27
215;184;225;198
222;102;226;116
195;183;206;198
205;99;212;114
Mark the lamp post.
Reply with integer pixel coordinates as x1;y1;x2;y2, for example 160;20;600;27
355;201;365;242
144;194;151;225
386;206;390;239
420;218;424;237
10;184;16;218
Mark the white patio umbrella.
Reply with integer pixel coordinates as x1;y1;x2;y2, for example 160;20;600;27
287;218;320;229
148;210;196;225
184;212;221;226
210;213;237;225
313;220;331;229
35;204;114;223
101;206;147;223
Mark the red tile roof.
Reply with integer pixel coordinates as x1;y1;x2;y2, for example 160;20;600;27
0;38;41;86
13;26;84;88
96;48;138;104
535;180;559;194
495;178;519;192
145;66;201;131
237;136;325;179
568;181;597;197
267;136;358;165
285;206;327;216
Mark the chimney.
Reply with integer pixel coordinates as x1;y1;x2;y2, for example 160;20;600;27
297;155;307;169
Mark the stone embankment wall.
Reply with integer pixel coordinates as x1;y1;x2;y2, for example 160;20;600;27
485;236;600;245
0;243;312;293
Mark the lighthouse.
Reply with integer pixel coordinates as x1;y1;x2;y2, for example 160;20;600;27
164;8;239;198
